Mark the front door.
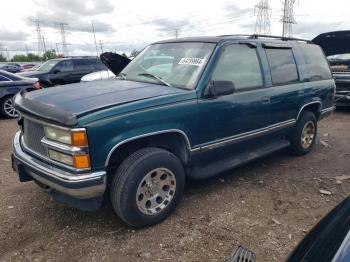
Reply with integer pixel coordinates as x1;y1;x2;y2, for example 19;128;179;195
194;43;271;163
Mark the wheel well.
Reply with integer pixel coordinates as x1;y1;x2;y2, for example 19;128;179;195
106;132;190;173
299;103;321;120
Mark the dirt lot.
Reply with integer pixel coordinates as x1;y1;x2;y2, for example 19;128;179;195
0;111;349;262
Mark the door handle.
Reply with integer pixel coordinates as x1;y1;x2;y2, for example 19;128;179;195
298;90;305;96
261;97;270;104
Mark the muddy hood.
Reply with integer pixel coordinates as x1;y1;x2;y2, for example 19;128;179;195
14;79;183;126
312;30;350;56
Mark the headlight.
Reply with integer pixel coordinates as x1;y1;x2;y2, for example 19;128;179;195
44;126;88;147
48;150;90;169
49;150;73;166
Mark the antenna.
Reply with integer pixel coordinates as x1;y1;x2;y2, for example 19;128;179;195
175;28;180;39
254;0;272;35
281;0;297;37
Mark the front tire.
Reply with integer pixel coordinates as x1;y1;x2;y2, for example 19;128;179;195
0;96;18;118
289;111;317;155
110;147;185;228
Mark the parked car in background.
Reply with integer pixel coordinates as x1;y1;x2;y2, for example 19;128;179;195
0;70;40;118
21;63;37;71
18;57;107;87
81;69;115;82
0;64;22;73
81;52;131;82
313;30;350;107
12;34;335;228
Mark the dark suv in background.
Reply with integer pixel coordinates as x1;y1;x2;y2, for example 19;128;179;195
18;57;107;88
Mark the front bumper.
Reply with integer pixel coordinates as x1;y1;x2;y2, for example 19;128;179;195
12;131;107;209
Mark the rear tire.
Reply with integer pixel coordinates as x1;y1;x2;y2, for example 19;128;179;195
110;147;185;228
289;111;317;155
0;96;18;118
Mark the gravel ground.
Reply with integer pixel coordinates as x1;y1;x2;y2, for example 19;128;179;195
0;110;349;262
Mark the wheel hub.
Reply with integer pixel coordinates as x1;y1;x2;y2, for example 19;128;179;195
3;97;18;118
301;121;315;149
136;168;176;215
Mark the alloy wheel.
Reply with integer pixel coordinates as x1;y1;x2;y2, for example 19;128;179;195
136;168;176;215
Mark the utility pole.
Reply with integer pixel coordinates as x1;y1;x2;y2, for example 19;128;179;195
91;21;99;56
254;0;272;35
55;43;59;55
281;0;297;38
175;28;179;39
42;35;47;54
33;19;44;56
59;22;69;56
99;40;104;53
25;45;29;55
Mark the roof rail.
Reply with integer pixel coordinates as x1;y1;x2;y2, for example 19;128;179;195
218;34;312;43
249;34;312;43
62;56;99;59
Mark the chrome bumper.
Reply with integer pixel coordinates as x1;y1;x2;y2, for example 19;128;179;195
12;131;106;199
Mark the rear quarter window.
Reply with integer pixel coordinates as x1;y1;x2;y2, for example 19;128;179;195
265;48;299;86
299;45;332;81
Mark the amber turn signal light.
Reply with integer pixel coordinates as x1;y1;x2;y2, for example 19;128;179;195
71;130;88;147
73;154;90;169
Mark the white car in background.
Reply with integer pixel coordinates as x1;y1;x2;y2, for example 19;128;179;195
81;70;115;82
81;53;133;82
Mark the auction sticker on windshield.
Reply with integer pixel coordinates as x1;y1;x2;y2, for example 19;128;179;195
178;58;205;66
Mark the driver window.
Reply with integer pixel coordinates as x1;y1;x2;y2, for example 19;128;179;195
212;44;263;91
56;60;74;73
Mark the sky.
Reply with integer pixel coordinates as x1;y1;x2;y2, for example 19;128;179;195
0;0;350;58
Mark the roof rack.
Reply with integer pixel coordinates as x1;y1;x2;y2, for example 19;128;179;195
249;34;312;43
218;34;312;43
62;56;99;59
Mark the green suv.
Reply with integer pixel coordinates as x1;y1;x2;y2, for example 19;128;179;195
12;35;335;227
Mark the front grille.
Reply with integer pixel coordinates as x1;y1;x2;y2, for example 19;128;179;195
22;118;48;157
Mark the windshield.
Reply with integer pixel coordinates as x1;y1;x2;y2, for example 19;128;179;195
37;60;60;72
121;42;216;89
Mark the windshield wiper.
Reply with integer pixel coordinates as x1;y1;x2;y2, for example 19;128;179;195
117;72;127;80
138;73;172;87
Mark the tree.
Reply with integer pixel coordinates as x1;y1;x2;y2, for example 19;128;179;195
130;49;140;57
0;53;6;62
42;49;62;60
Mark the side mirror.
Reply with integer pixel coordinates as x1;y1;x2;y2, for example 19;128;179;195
53;69;61;74
205;80;235;97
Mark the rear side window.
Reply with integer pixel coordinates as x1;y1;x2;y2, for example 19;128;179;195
299;45;332;81
74;59;92;71
91;59;106;70
212;44;263;91
266;48;299;85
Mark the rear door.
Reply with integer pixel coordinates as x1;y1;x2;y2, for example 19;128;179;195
263;45;303;124
72;59;93;81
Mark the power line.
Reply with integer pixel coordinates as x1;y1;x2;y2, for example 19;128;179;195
281;0;297;37
254;0;272;35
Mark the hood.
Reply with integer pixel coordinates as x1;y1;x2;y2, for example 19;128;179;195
81;70;115;82
14;79;184;126
312;30;350;56
100;52;131;76
18;70;47;78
